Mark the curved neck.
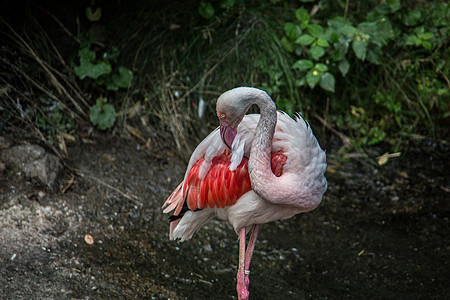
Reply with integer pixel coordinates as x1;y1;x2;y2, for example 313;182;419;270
247;93;277;197
251;97;277;163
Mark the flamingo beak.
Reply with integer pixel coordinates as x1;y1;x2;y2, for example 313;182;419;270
220;119;237;150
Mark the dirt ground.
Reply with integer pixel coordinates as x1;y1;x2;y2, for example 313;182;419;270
0;134;449;299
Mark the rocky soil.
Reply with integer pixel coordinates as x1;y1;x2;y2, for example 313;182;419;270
0;134;449;299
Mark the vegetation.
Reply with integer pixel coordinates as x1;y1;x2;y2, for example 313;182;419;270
0;0;448;158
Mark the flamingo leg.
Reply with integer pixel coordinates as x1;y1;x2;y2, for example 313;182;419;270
237;227;249;300
244;224;261;291
236;224;261;300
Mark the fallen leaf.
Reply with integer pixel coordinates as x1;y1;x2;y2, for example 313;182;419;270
326;166;336;174
127;101;142;118
81;138;96;144
378;153;389;166
61;132;76;142
378;152;401;166
58;134;67;155
125;125;146;142
101;153;116;163
145;138;152;151
84;234;94;245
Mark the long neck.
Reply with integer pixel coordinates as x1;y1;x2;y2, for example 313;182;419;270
251;97;277;165
239;88;326;211
248;93;277;198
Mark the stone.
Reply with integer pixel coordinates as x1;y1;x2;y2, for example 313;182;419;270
0;144;63;189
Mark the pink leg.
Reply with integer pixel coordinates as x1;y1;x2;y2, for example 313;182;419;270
244;224;261;291
237;227;249;300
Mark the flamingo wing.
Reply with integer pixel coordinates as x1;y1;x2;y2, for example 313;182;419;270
163;154;251;216
163;152;287;216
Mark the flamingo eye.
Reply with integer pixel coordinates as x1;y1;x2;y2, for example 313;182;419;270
220;113;225;119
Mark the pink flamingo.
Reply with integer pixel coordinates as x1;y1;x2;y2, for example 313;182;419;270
163;87;327;299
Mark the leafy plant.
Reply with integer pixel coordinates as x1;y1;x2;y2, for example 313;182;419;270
70;5;132;131
71;6;132;92
31;98;75;144
90;97;116;130
73;39;132;91
279;1;449;148
282;3;397;94
405;27;434;50
198;2;215;19
198;0;240;19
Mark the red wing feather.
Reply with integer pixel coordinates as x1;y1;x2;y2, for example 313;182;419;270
163;152;287;216
271;151;287;177
184;154;251;211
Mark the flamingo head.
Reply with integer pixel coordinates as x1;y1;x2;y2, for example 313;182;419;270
216;87;260;149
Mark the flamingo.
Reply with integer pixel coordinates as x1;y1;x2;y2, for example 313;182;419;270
163;87;327;299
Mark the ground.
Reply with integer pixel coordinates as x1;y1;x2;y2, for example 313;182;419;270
0;133;449;299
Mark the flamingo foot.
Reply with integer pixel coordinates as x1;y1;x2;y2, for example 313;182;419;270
236;278;249;300
236;224;261;300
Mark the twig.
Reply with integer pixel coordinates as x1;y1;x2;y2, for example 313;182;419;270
61;176;75;194
84;172;142;205
0;56;84;123
1;17;88;119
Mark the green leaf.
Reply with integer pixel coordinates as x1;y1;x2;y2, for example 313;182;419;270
315;63;328;72
281;37;294;53
85;7;102;22
358;20;394;47
296;34;315;45
366;4;390;22
74;60;111;79
403;9;421;26
352;38;368;60
367;49;382;65
421;32;433;40
422;41;432;50
306;69;320;89
332;37;349;61
112;66;132;88
284;22;302;41
78;48;95;62
368;127;386;145
316;38;330;47
74;48;113;79
90;101;116;130
103;77;118;91
329;17;357;38
292;59;314;71
198;2;214;19
405;35;422;46
295;7;309;23
387;0;401;12
296;77;306;87
338;59;350;76
308;46;325;60
320;72;335;93
307;23;324;38
341;25;358;37
328;17;354;33
358;21;377;35
219;0;235;9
